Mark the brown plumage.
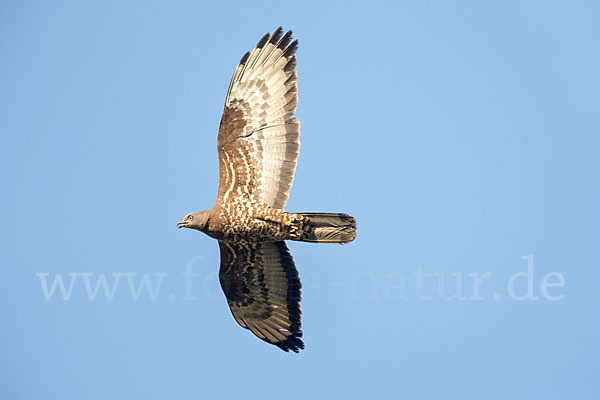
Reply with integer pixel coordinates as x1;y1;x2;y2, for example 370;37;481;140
177;28;356;353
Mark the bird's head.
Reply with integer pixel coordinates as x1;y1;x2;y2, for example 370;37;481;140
177;210;210;231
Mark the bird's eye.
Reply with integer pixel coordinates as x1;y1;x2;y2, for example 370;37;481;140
188;215;194;221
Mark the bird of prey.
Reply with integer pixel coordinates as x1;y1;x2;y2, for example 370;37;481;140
177;27;356;353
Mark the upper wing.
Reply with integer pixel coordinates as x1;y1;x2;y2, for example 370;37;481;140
216;27;300;210
218;240;304;353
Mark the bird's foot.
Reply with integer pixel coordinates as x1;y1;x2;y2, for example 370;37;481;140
289;226;299;238
286;218;302;239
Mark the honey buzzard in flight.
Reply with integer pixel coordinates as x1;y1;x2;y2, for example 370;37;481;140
178;27;356;352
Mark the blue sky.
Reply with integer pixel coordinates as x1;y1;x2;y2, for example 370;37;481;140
1;1;599;399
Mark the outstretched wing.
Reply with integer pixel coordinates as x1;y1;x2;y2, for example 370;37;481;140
218;240;304;352
216;27;300;210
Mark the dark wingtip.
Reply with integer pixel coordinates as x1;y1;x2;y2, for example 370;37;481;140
277;30;293;50
256;32;270;49
239;51;250;65
274;335;305;353
269;27;284;44
284;56;297;72
283;39;299;58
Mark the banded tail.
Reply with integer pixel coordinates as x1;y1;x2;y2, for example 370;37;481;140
294;213;356;244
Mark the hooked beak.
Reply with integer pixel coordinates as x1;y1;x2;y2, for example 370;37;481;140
177;220;188;229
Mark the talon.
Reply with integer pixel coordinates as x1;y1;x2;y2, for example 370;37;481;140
288;222;301;238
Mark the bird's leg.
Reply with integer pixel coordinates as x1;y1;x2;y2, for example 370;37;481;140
253;206;304;239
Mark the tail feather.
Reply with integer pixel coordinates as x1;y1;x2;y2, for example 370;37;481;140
295;213;356;244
